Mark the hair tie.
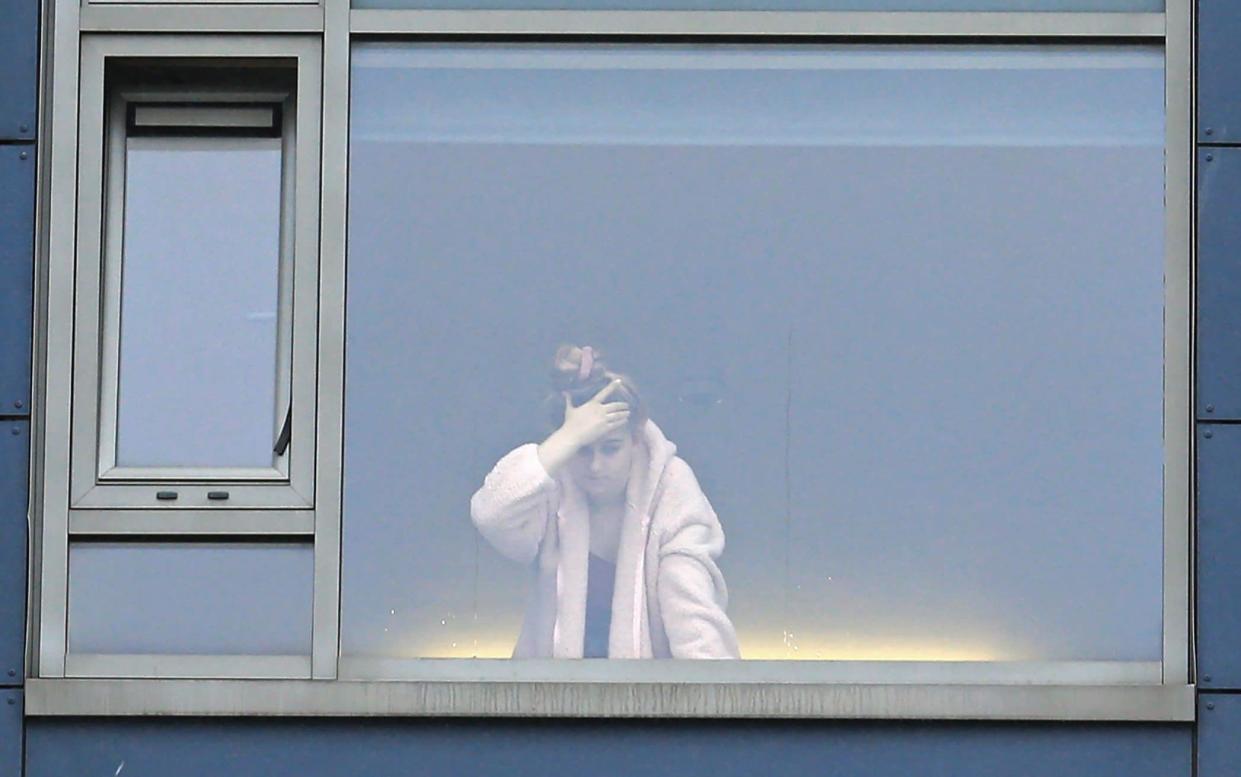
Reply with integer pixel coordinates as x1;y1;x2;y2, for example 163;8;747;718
577;346;594;382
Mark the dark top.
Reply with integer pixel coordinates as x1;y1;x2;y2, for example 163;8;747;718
582;553;617;658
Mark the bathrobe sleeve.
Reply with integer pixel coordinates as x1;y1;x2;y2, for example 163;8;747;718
654;459;741;659
470;443;557;565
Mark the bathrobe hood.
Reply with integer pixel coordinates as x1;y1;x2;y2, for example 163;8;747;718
471;420;739;659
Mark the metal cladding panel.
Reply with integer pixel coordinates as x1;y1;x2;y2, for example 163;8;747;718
0;690;19;777
1199;694;1241;776
0;0;36;141
1200;0;1241;144
1196;423;1241;689
25;719;1192;777
1196;148;1241;419
0;421;27;686
0;146;33;416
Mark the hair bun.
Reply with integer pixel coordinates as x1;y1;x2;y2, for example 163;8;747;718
545;344;647;431
551;344;606;389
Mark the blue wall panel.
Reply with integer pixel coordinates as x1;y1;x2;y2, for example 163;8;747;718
26;719;1192;777
1196;424;1241;689
1198;694;1241;775
0;690;19;777
1196;148;1241;419
0;0;37;141
0;421;27;685
0;146;33;416
1200;0;1241;144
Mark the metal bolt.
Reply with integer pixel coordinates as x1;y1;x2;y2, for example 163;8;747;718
18;151;27;161
1206;404;1215;413
1206;153;1215;162
1204;674;1212;682
1206;128;1214;136
1207;702;1216;710
8;428;16;436
12;400;21;409
1205;429;1214;439
5;699;12;706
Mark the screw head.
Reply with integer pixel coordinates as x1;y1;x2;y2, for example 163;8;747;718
1204;674;1212;682
1207;404;1215;413
1207;702;1216;710
5;699;12;706
8;428;17;436
12;400;21;409
1207;153;1215;162
1205;430;1214;439
17;151;27;161
1206;128;1215;136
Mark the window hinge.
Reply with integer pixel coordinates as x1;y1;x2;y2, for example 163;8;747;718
274;405;292;456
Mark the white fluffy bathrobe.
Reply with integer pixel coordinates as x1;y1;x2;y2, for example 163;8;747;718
470;420;740;659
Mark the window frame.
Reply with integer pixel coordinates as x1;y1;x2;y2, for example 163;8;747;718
67;38;320;512
27;0;1193;720
94;96;296;486
35;33;328;681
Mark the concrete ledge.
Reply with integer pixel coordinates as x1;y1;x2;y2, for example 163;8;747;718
27;679;1196;721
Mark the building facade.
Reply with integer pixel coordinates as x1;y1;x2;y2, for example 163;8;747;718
3;0;1237;773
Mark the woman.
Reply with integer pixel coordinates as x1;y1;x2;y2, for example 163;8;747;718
470;345;740;659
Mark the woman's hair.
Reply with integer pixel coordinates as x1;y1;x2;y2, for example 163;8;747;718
545;344;647;434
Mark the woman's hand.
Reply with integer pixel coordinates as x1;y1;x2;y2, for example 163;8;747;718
537;380;630;475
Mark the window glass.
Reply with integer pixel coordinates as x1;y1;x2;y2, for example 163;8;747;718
67;543;313;655
341;44;1164;665
354;0;1160;12
113;135;283;470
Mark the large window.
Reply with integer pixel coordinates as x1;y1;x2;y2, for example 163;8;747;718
28;2;1192;720
340;44;1165;675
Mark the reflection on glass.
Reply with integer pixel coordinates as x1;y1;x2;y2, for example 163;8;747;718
68;543;313;655
471;345;739;658
340;45;1165;666
114;136;283;469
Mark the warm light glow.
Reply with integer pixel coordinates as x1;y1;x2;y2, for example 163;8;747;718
395;634;517;659
734;635;1004;662
395;631;1007;662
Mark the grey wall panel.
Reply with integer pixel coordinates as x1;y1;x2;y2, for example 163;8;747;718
0;0;37;140
1196;148;1241;419
1199;693;1241;776
0;422;28;686
26;718;1191;777
1200;0;1241;143
1196;423;1241;688
0;146;33;415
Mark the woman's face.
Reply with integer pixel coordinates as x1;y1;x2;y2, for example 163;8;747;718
569;428;636;502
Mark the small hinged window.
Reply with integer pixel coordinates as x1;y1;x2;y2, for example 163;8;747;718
69;57;319;511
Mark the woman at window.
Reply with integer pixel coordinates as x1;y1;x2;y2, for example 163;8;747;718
470;345;740;659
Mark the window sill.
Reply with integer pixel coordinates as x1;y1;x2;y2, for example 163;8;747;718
25;678;1195;721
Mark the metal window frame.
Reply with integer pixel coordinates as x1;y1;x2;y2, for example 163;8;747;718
92;95;294;484
85;0;319;7
67;39;319;512
35;32;325;679
28;0;1195;720
348;8;1166;36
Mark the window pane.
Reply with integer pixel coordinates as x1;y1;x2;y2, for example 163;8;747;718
114;136;283;470
68;543;313;655
342;45;1164;664
356;0;1160;12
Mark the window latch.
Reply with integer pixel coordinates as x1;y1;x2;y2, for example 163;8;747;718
274;406;292;456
